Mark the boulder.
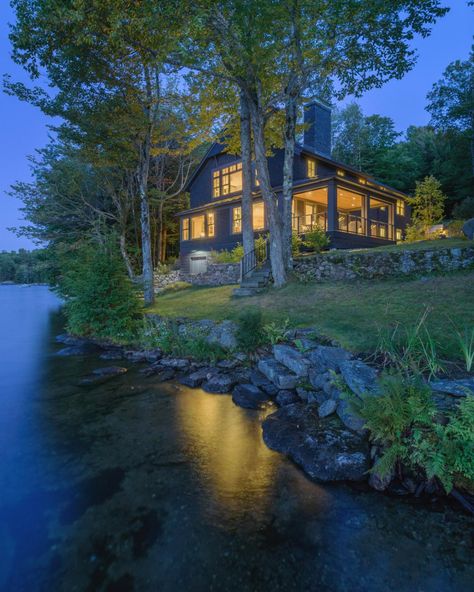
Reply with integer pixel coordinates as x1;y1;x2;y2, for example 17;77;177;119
339;360;380;397
154;368;176;383
462;218;474;240
336;399;366;433
249;370;277;395
207;320;238;350
160;358;190;370
429;378;474;397
273;345;310;377
56;342;100;356
276;390;300;406
178;368;211;388
100;349;125;361
257;358;298;390
307;346;352;373
368;467;394;492
124;349;162;363
202;373;237;394
217;358;240;370
232;384;270;409
262;404;370;482
308;369;339;398
318;399;337;418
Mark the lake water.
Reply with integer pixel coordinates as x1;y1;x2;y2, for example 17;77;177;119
0;285;472;592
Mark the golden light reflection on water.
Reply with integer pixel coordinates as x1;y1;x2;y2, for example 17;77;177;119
175;387;280;514
174;386;332;519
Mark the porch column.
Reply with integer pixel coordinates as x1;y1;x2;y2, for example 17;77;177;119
327;179;337;231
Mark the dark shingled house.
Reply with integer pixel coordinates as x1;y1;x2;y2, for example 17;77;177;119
178;101;410;274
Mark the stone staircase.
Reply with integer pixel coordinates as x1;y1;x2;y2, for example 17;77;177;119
232;263;272;297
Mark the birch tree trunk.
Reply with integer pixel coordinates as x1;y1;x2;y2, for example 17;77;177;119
282;86;298;268
247;93;286;287
239;91;254;257
119;231;135;279
138;133;154;305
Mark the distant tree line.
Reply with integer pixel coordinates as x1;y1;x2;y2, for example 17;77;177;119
0;249;54;284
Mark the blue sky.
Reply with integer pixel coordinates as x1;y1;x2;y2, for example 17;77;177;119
0;1;472;251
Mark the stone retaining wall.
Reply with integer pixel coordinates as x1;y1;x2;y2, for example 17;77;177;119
154;262;240;292
293;244;474;281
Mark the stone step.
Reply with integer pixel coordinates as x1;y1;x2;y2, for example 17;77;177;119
257;357;298;390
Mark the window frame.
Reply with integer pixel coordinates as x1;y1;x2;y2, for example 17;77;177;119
181;217;189;241
231;202;266;234
306;158;317;178
396;199;405;216
212;161;243;198
207;211;215;237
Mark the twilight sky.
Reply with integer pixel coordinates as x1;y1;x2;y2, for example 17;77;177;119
0;1;472;251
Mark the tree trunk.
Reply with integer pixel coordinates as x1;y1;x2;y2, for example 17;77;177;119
247;93;286;287
240;91;254;257
282;87;298;268
138;133;154;306
156;199;164;264
119;231;135;279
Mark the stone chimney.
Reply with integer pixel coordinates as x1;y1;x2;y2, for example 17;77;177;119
303;100;331;156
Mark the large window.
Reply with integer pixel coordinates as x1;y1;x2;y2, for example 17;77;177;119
337;188;365;234
213;162;243;197
232;202;265;234
191;215;206;239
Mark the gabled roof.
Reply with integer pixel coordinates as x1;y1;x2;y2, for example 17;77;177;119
185;141;226;192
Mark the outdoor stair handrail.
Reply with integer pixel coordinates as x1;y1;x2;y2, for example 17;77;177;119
240;237;269;281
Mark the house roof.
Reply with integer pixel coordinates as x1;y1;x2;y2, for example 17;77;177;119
185;140;409;200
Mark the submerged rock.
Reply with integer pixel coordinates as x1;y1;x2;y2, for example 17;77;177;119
232;384;270;409
56;343;100;356
262;404;370;482
78;366;128;386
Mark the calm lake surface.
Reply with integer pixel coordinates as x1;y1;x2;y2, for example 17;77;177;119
0;285;473;592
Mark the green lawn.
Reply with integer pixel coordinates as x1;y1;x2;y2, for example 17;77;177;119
148;269;474;361
346;237;471;254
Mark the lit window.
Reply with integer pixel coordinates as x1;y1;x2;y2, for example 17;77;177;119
396;200;405;216
191;215;206;239
359;178;366;185
207;212;215;237
307;158;317;178
254;167;260;187
337;169;345;177
182;218;189;241
253;202;265;230
213;162;243;197
396;228;402;241
232;207;242;234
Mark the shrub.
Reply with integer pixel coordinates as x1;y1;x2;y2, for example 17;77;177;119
236;308;265;351
404;221;427;243
263;318;291;345
304;226;330;253
140;318;226;362
59;241;141;343
350;372;474;493
211;244;244;264
445;219;467;238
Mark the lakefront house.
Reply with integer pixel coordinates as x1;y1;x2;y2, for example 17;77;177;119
178;101;410;275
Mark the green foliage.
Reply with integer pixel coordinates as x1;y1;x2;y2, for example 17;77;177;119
291;234;303;257
410;176;446;230
303;227;330;253
0;249;56;284
445;219;467;238
236;309;265;351
59;241;141;343
376;309;445;378
452;325;474;373
160;281;192;293
140;318;226;362
211;244;244;264
453;197;474;220
351;372;474;492
263;318;290;345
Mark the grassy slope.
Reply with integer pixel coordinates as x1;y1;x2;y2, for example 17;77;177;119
148;269;474;361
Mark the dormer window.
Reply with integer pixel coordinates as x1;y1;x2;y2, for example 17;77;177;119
307;158;317;178
337;169;345;177
212;162;243;197
396;199;405;216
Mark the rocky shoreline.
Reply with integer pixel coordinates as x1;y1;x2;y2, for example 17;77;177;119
55;328;474;513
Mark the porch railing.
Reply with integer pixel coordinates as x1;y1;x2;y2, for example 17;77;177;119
337;213;366;235
240;237;269;280
370;220;394;239
292;212;328;235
